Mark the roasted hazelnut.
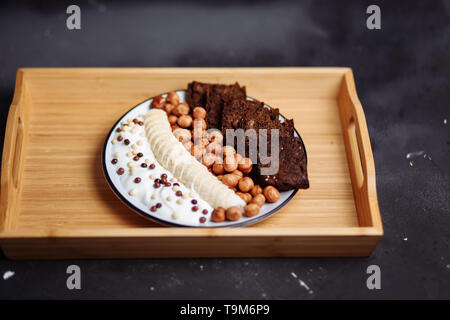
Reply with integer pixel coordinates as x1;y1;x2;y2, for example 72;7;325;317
192;144;205;159
222;174;240;187
164;103;175;114
236;192;252;204
207;130;223;144
167;92;180;106
173;102;190;116
251;194;266;207
223;155;238;172
244;203;260;217
202;152;216;168
212;163;225;175
206;141;222;155
263;186;280;203
226;206;242;221
222;146;236;157
231;170;243;178
151;95;166;109
173;128;191;143
211;207;226;222
168;114;178;125
177;115;193;128
235;153;243;165
193;107;207;120
193;119;207;131
238;177;254;193
250;185;263;197
238;157;252;171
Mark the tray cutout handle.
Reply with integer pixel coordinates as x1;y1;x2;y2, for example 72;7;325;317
12;116;24;189
0;70;29;232
338;70;383;232
347;117;364;189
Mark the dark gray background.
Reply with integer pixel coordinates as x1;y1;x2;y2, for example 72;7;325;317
0;0;449;299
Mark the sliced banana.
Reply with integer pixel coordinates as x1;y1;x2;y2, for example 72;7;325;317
144;109;245;209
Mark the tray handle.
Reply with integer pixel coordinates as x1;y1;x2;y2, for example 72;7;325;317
338;70;382;231
0;70;29;232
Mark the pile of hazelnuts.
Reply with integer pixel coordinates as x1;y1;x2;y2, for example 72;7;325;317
151;92;281;222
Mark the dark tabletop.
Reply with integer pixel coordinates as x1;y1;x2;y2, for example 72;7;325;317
0;0;449;300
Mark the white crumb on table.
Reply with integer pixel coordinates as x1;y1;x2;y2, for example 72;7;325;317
291;272;298;279
3;270;15;280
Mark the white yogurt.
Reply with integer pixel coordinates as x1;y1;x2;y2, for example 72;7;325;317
110;115;212;225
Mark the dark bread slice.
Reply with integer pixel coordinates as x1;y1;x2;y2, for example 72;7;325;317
186;81;246;129
254;135;309;191
222;98;308;191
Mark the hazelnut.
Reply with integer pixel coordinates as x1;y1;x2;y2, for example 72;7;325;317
202;153;216;168
192;144;205;159
235;153;243;165
206;141;222;155
177;115;193;128
192;127;205;141
263;186;280;203
211;207;226;222
173;128;191;143
251;194;266;207
193;107;207;120
212;163;225;175
164;103;175;114
193;119;207;130
207;130;223;144
250;185;263;197
150;95;166;109
167;92;180;106
223;155;238;172
238;177;254;193
168;114;178;125
222;146;236;157
222;174;240;187
238;157;252;172
244;203;260;217
226;206;242;221
231;169;243;178
237;192;252;204
173;102;190;116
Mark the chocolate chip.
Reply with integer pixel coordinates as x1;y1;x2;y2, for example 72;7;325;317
134;177;141;183
173;183;180;186
124;139;130;145
137;152;143;158
150;206;157;212
164;182;171;187
192;206;198;212
133;156;139;161
199;217;206;223
149;164;155;169
116;128;121;132
202;209;208;215
161;173;167;180
156;203;162;208
176;191;182;197
111;159;118;164
191;199;197;205
117;168;124;175
117;135;123;141
141;163;147;168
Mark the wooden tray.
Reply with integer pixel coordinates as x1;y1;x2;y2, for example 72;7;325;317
0;68;382;259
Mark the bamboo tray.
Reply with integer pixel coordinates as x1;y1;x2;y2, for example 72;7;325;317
0;68;382;259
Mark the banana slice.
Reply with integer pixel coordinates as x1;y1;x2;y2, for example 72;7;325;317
145;109;245;209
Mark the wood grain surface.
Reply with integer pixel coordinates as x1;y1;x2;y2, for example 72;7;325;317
0;68;382;258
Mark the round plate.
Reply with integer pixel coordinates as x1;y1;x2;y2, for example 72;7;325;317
102;90;306;227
